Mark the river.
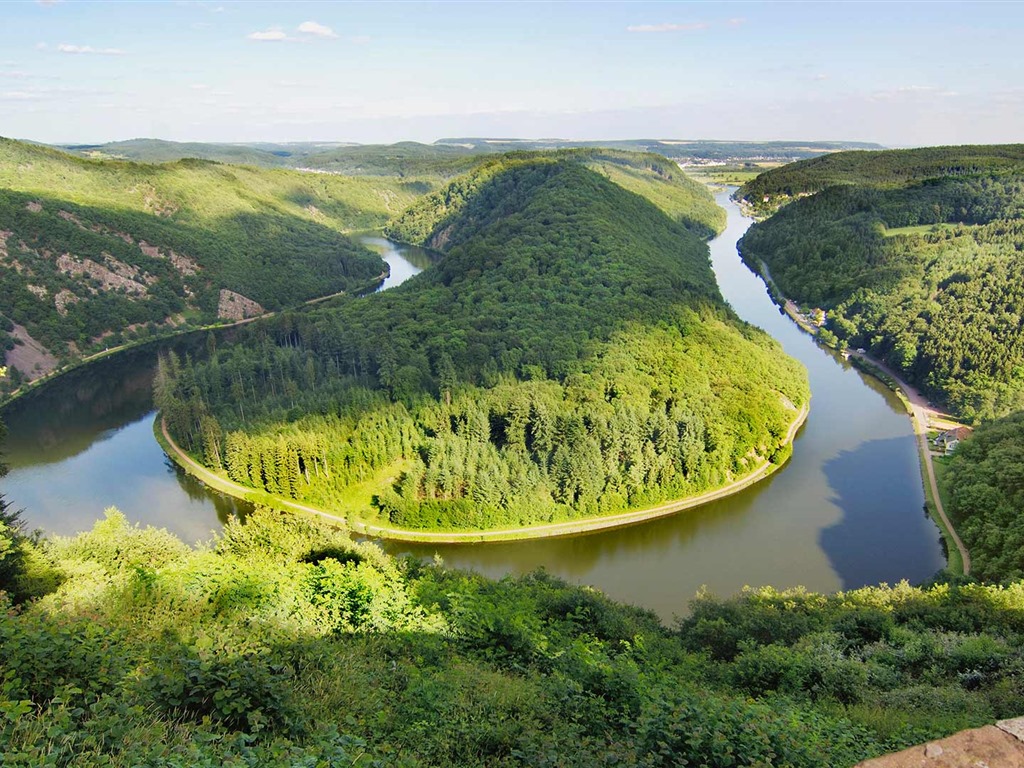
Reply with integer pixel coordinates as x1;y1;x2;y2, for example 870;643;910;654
0;197;944;619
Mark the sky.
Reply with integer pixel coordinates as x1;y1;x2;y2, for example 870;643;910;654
1;0;1022;147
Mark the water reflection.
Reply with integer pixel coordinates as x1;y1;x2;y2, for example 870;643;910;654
384;191;943;620
1;208;944;621
359;236;436;292
820;436;944;588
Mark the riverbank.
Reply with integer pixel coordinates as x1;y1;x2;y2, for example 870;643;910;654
158;400;809;544
747;260;971;576
0;270;387;411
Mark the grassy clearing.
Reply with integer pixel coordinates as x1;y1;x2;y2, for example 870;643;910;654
882;223;964;238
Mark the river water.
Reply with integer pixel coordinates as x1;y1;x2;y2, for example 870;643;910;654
1;198;944;619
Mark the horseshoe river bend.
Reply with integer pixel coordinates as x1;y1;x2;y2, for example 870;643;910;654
0;192;944;621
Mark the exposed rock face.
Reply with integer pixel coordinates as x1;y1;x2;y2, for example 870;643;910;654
428;222;455;251
856;717;1024;767
55;252;149;295
57;210;86;228
4;324;58;377
138;240;199;276
25;201;42;213
217;289;264;321
54;288;79;316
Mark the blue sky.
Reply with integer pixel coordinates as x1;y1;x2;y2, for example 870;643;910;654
1;0;1022;146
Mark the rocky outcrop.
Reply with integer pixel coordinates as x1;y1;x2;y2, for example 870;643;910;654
4;324;58;378
55;252;149;295
54;288;79;316
138;240;199;276
856;717;1024;768
217;289;264;321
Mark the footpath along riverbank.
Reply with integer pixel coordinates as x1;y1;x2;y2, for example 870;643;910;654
751;259;971;575
157;401;809;544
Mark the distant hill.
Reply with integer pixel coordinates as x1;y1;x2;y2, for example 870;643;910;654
737;144;1024;215
436;137;885;162
386;148;727;242
58;139;358;167
0;138;428;391
57;137;886;172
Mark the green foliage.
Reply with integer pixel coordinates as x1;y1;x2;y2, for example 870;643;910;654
740;167;1024;420
386;148;725;244
739;144;1024;215
161;160;807;531
7;510;1024;765
945;412;1024;581
0;136;413;378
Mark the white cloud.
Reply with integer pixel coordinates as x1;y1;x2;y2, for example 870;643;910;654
247;28;289;42
727;18;746;26
190;83;208;90
36;0;62;6
1;91;42;100
350;35;372;45
57;44;126;55
812;74;830;81
297;21;337;38
626;22;709;33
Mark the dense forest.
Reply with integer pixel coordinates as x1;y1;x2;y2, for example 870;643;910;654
0;137;434;390
944;411;1024;581
159;156;807;532
385;148;726;243
738;151;1024;421
4;502;1024;766
738;144;1024;216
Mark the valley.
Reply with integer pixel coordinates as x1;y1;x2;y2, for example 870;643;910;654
1;138;1022;768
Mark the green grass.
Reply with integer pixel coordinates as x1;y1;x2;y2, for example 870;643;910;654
882;223;964;238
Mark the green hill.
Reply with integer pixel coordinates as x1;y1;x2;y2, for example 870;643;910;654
738;147;1024;420
0;138;430;391
158;156;806;533
738;144;1024;216
386;148;726;243
61;138;294;166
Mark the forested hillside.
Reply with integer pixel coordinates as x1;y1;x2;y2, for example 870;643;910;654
3;505;1024;767
158;157;807;532
0;138;432;389
386;148;725;243
944;411;1024;581
738;149;1024;420
738;144;1024;216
